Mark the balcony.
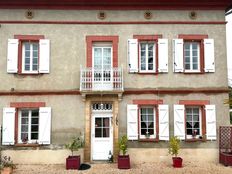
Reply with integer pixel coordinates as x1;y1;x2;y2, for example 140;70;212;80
80;67;123;99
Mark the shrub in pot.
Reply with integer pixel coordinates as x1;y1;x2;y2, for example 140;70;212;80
65;137;83;170
168;136;183;168
0;156;16;174
118;135;130;169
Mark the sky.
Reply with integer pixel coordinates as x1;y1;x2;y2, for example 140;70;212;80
226;13;232;86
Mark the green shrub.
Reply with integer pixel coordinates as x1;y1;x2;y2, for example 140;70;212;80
168;136;180;157
65;137;84;156
118;135;128;156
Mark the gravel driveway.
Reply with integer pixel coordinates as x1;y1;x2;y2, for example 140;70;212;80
14;161;232;174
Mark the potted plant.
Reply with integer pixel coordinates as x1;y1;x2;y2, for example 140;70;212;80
168;136;183;168
118;135;130;169
65;137;83;170
0;156;16;174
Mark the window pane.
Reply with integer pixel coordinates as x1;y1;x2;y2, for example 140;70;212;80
33;43;39;51
95;118;102;127
186;122;192;128
192;56;198;63
193;64;198;70
25;43;30;50
147;108;153;114
25;65;30;71
193;115;199;121
148;43;154;51
192;43;198;50
21;125;28;132
21;133;28;140
22;110;29;117
95;128;102;137
103;128;109;137
185;64;190;70
31;125;39;132
141;129;147;135
31;118;39;124
186;115;192;121
184;51;190;57
103;118;109;127
187;129;192;135
185;57;190;63
193;122;199;128
141;122;147;128
148;129;154;135
25;51;30;58
148;115;153;121
141;115;147;122
32;65;38;71
31;133;38;140
148;122;154;128
22;118;29;124
140;43;146;50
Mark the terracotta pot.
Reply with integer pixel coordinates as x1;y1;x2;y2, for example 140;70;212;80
66;155;80;170
1;167;13;174
172;157;183;168
118;155;130;169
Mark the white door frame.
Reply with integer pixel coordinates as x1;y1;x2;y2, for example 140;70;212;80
91;112;113;161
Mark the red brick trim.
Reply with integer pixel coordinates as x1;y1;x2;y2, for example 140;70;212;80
0;21;227;25
0;88;228;96
14;35;45;40
178;34;208;40
14;35;44;74
10;102;46;108
133;99;163;105
133;35;162;41
0;1;230;10
86;36;119;67
179;100;210;105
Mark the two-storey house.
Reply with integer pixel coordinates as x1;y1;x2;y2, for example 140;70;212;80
0;0;231;164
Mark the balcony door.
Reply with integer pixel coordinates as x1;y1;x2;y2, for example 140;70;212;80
93;46;113;90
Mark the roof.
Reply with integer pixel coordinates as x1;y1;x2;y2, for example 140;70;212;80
0;0;231;10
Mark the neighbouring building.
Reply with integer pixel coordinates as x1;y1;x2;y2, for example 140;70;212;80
0;0;231;164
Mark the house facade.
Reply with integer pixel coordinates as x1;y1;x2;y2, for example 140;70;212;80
0;0;231;164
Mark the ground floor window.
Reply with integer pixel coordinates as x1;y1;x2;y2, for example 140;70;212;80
18;109;39;143
186;106;202;139
140;106;156;139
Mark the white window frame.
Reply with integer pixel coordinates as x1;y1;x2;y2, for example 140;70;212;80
18;109;39;144
139;42;156;73
22;42;39;74
185;106;202;139
184;42;200;73
139;106;156;139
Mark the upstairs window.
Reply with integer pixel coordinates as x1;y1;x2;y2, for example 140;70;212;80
7;35;50;74
22;42;39;73
173;35;215;73
140;42;156;72
128;35;168;73
184;42;200;72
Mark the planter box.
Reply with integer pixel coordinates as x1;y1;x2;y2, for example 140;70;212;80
66;155;80;170
220;152;232;166
172;157;183;168
118;155;130;169
1;167;13;174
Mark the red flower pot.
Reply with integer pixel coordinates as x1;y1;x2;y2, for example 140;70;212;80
172;157;183;168
66;155;80;170
118;155;130;169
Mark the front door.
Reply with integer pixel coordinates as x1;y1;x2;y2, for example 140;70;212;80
91;113;113;160
93;46;113;90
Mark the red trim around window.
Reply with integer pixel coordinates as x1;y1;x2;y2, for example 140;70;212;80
14;35;45;74
86;36;119;68
133;99;163;105
10;102;45;145
10;102;46;108
179;100;210;105
133;35;162;74
134;99;163;142
180;100;208;141
178;34;208;74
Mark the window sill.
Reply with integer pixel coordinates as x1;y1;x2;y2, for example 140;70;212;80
138;72;158;75
183;71;204;74
185;138;206;142
15;143;40;147
139;138;159;142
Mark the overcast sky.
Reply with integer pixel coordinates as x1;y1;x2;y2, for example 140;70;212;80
226;14;232;86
